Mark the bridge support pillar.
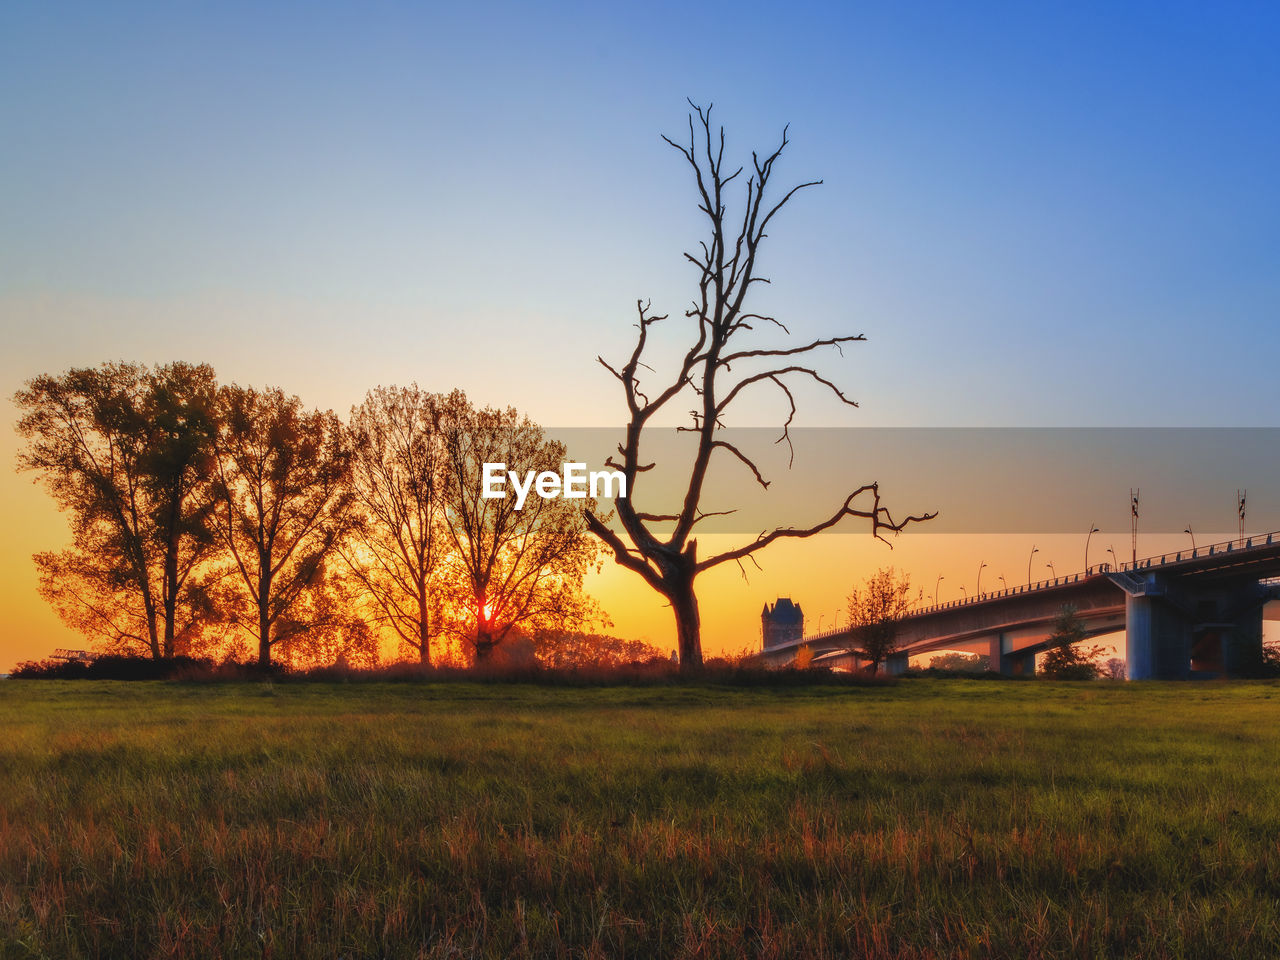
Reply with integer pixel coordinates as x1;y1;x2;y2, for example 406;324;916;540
1125;574;1267;679
1221;603;1264;677
1126;592;1189;680
996;632;1035;676
885;651;909;676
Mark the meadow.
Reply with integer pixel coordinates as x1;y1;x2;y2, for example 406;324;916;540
2;678;1279;959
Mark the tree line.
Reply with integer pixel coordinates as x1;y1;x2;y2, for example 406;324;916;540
17;107;936;675
14;362;624;669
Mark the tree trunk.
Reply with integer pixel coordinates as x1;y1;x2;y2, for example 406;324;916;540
140;582;161;659
667;573;703;673
258;606;272;668
162;568;177;659
146;618;162;660
162;521;181;659
474;631;497;665
257;568;273;668
417;591;431;666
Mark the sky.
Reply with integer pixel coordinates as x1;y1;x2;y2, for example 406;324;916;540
2;2;1279;669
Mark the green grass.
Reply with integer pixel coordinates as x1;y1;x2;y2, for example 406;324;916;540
2;679;1279;959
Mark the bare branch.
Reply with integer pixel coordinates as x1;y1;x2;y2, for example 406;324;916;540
585;510;661;590
699;484;937;572
710;439;770;490
721;333;865;365
717;365;860;414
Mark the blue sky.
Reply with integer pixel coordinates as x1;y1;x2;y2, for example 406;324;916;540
3;2;1280;663
3;1;1278;429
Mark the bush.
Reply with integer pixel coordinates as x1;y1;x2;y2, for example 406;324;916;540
11;655;215;680
1039;606;1103;680
9;653;903;688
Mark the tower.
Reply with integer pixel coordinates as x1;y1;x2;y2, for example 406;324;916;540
761;597;805;649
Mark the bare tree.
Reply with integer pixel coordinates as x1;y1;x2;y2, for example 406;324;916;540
1102;657;1127;681
438;391;605;663
212;385;355;667
845;566;913;674
342;386;448;664
587;103;934;670
15;362;222;658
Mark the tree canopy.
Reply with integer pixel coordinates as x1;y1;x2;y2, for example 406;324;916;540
16;368;608;669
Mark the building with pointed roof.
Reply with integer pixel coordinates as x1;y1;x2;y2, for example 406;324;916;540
761;597;804;650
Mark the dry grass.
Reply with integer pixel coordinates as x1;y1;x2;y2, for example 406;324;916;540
1;679;1279;958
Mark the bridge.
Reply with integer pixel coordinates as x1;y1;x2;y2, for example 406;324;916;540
757;533;1280;679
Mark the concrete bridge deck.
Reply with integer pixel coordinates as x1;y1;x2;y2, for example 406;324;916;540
756;532;1280;679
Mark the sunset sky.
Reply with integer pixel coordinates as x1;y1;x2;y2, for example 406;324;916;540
3;2;1279;670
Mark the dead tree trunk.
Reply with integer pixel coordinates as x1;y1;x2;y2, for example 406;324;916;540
667;570;703;671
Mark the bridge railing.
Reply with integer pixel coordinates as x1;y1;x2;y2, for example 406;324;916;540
1117;533;1274;572
791;530;1280;645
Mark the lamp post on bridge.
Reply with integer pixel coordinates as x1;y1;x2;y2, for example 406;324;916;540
934;574;944;605
1085;524;1099;571
1027;546;1039;586
959;585;968;600
1107;546;1119;571
1185;525;1196;553
999;574;1008;593
976;561;988;597
1046;561;1057;581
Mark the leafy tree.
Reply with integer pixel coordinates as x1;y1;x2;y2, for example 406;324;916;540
928;652;991;673
212;385;355;667
438;391;605;663
15;362;222;658
586;103;933;672
1101;657;1127;680
268;569;380;670
845;566;913;674
342;385;449;664
534;630;668;669
1040;605;1105;680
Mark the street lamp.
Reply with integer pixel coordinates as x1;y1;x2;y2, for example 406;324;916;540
1027;546;1039;586
1185;525;1196;553
1107;545;1119;571
959;585;968;600
1085;524;1099;570
999;574;1008;593
934;574;944;605
976;561;988;597
1046;561;1057;580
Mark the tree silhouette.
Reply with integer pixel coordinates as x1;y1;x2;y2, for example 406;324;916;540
15;362;222;658
342;385;449;664
845;566;913;674
1040;606;1105;680
212;385;354;667
438;392;605;663
587;103;934;671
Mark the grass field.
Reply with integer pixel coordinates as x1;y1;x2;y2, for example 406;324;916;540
2;679;1279;959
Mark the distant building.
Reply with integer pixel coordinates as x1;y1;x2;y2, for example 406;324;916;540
761;597;804;649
